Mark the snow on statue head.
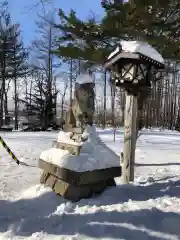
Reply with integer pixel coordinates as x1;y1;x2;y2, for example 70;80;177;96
71;72;95;127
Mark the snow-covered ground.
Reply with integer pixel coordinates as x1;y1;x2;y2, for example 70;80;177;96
0;128;180;240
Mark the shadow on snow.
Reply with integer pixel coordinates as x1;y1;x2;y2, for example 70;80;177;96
0;180;180;238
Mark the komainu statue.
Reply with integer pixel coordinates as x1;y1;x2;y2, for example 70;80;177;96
66;73;95;129
39;71;121;202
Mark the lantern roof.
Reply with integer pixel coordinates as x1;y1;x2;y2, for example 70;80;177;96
107;40;164;65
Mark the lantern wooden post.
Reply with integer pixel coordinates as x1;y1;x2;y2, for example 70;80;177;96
122;93;138;183
104;41;165;184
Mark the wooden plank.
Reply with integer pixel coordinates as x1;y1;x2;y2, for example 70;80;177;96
122;93;138;183
40;171;50;184
45;174;57;189
49;176;115;202
54;178;91;201
53;141;82;155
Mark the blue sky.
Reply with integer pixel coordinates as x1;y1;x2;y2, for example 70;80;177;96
8;0;104;47
7;0;107;108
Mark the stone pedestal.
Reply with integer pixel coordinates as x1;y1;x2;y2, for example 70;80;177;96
39;125;121;202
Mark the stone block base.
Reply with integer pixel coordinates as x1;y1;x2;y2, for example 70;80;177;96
40;171;116;202
39;159;121;185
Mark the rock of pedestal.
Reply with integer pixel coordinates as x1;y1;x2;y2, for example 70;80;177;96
39;126;121;201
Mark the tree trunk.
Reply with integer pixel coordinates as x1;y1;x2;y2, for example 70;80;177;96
103;70;107;128
0;53;6;127
4;91;8;125
70;58;73;108
14;75;18;130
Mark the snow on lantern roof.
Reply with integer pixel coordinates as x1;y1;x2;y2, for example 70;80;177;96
76;73;94;85
108;40;164;64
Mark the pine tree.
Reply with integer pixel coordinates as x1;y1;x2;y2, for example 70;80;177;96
54;9;109;65
54;0;180;62
0;1;28;127
9;25;28;129
101;0;180;59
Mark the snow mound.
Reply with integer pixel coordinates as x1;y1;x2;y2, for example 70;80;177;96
108;40;164;64
1;129;180;239
76;73;94;84
40;126;120;172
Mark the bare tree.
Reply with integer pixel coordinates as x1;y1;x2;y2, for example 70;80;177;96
29;11;59;127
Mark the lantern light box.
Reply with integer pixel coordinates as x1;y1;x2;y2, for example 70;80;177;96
105;41;165;92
